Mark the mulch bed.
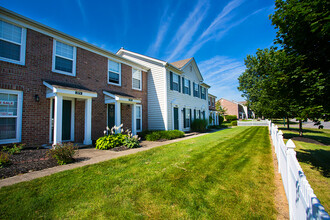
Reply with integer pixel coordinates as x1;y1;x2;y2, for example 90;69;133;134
0;149;58;179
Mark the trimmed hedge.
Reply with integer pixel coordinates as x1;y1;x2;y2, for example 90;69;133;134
231;121;237;126
219;115;224;125
225;115;238;122
191;119;208;132
145;130;185;141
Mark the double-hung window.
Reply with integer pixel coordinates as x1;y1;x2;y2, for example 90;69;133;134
136;105;142;132
184;78;189;94
196;110;200;119
172;73;179;91
53;40;76;76
108;60;121;85
201;87;206;99
185;108;190;128
0;20;26;65
132;68;142;90
194;83;199;97
0;89;23;144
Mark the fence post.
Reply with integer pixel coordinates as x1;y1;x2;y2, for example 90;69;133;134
277;130;283;173
286;139;296;220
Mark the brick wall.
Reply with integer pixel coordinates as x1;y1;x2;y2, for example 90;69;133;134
0;29;148;147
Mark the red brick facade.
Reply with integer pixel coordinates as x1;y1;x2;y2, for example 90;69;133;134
0;29;148;147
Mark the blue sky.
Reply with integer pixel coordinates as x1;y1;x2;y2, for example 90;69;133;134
1;0;276;101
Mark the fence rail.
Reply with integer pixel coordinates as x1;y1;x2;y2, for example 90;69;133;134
237;120;269;126
268;121;329;219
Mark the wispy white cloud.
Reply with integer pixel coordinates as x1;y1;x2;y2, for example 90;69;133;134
76;0;87;25
200;56;246;101
166;0;209;61
185;3;272;58
147;6;174;56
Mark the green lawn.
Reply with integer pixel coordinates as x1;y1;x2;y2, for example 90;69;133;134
279;127;330;211
0;127;277;219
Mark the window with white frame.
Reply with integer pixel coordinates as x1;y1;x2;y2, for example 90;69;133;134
132;68;142;90
184;78;189;94
172;73;179;91
194;83;199;97
136;105;142;131
0;89;22;144
201;87;206;99
208;97;211;106
53;40;76;75
0;20;26;65
196;110;200;119
108;60;121;85
185;108;190;127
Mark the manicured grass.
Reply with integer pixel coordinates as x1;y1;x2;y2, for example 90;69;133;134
272;118;299;125
279;127;330;211
0;127;277;219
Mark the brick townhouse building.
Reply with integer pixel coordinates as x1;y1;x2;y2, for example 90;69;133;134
208;93;220;125
0;7;149;147
218;98;254;119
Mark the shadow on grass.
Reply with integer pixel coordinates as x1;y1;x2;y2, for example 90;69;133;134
283;133;330;146
296;149;330;178
280;127;324;134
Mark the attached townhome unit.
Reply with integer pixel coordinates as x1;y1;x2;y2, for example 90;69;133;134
208;93;220;126
218;98;255;119
117;49;210;132
0;7;149;147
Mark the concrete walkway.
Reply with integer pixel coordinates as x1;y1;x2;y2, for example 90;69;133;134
0;131;214;188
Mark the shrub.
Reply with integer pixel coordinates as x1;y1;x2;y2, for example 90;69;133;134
0;152;11;167
145;130;184;141
225;115;238;122
124;135;140;148
95;133;127;150
231;121;238;126
219;116;224;125
47;143;77;165
191;119;208;132
2;143;25;155
138;130;156;140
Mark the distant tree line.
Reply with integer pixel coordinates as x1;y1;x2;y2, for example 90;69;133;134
238;0;329;135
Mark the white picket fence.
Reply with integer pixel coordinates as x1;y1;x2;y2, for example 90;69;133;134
237;120;269;126
268;121;329;220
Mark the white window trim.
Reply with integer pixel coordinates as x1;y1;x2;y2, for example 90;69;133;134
172;73;179;92
132;68;142;91
0;20;26;65
52;39;77;76
0;89;23;144
107;59;121;86
136;104;142;132
184;78;189;94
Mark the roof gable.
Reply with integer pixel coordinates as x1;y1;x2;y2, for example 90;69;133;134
170;58;193;69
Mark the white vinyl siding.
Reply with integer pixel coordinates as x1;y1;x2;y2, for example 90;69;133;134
52;40;76;76
108;60;121;85
120;53;166;130
132;68;142;90
136;105;142;132
0;20;26;65
0;89;23;144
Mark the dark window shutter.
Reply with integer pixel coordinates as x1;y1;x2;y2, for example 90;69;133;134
182;77;185;93
178;76;181;92
194;109;196;120
188;80;191;95
170;71;173;90
183;108;186;128
193;82;195;97
189;109;192;127
199;110;201;119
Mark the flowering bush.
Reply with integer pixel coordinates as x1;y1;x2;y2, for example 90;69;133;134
123;130;140;148
47;142;77;165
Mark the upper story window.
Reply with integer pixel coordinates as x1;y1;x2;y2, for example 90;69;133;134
183;78;190;95
52;40;76;76
132;68;142;90
108;60;121;85
172;73;179;91
201;87;206;100
0;20;26;65
208;97;211;106
193;83;199;97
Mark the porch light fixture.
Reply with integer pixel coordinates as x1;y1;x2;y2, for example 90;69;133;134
34;94;40;102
